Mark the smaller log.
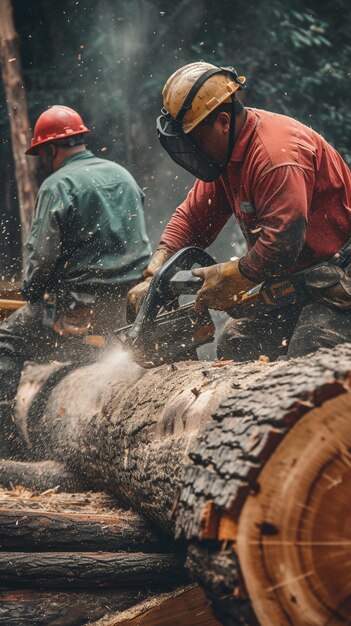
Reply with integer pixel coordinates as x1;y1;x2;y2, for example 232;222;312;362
91;584;221;626
0;460;83;492
0;486;173;552
0;588;165;626
0;298;24;312
0;508;172;552
0;552;187;589
0;486;117;511
0;298;25;324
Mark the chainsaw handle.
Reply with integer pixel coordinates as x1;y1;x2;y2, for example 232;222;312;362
169;270;203;295
128;247;215;341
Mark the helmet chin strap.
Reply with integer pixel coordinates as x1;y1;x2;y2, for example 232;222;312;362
225;97;237;166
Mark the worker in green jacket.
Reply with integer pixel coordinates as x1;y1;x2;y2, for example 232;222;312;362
0;105;151;456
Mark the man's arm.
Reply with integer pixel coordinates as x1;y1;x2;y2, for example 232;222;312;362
22;189;62;302
159;178;232;251
127;178;231;317
239;165;314;282
189;165;315;312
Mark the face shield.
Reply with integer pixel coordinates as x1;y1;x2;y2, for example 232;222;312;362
157;66;245;183
156;112;225;182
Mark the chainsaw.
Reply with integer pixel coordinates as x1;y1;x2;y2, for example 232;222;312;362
169;256;351;322
114;247;216;368
113;243;351;367
5;243;351;368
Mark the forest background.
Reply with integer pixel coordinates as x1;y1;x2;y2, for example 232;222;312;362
0;0;350;278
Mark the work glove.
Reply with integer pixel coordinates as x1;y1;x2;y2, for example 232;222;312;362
127;247;175;320
192;259;256;312
52;306;94;337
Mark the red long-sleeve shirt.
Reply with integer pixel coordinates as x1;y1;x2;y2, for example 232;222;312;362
160;108;351;281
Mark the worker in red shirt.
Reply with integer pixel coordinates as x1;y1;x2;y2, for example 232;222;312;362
128;61;351;360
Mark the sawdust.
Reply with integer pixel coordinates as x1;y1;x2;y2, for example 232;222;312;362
0;485;119;514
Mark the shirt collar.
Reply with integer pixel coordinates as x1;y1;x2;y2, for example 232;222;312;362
229;108;258;163
60;150;95;169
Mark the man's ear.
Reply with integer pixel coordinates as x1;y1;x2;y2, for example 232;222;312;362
216;111;231;133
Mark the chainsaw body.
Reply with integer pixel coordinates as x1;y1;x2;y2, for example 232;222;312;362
115;247;216;368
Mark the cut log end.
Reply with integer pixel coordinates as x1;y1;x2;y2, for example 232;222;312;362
237;391;351;626
178;348;351;625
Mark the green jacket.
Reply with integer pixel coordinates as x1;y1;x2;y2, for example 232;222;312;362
23;151;151;301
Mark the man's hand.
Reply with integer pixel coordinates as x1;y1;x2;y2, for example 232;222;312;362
127;276;153;321
192;259;255;312
53;307;94;337
127;247;175;320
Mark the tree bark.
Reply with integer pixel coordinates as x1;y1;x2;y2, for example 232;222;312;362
0;0;38;248
17;354;276;529
14;344;351;625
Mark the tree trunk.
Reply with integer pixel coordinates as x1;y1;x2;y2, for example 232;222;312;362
178;347;351;626
14;344;351;625
0;0;38;248
236;391;351;626
17;355;276;528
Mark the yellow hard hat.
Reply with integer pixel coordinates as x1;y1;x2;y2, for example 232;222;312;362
162;62;246;134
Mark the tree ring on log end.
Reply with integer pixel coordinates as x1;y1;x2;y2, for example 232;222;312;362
236;391;351;626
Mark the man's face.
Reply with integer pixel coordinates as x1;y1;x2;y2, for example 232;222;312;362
37;144;54;177
189;112;231;165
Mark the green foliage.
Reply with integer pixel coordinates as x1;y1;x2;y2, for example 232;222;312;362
7;0;351;164
0;0;351;267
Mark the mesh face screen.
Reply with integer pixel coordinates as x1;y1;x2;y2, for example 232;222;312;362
157;114;223;182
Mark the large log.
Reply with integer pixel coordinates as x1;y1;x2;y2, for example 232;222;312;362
13;344;351;625
178;348;351;626
16;351;276;528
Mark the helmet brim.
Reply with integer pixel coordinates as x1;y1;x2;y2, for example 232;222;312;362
25;129;90;156
25;144;42;156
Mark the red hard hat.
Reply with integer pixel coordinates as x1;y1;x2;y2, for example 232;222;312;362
26;105;90;155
